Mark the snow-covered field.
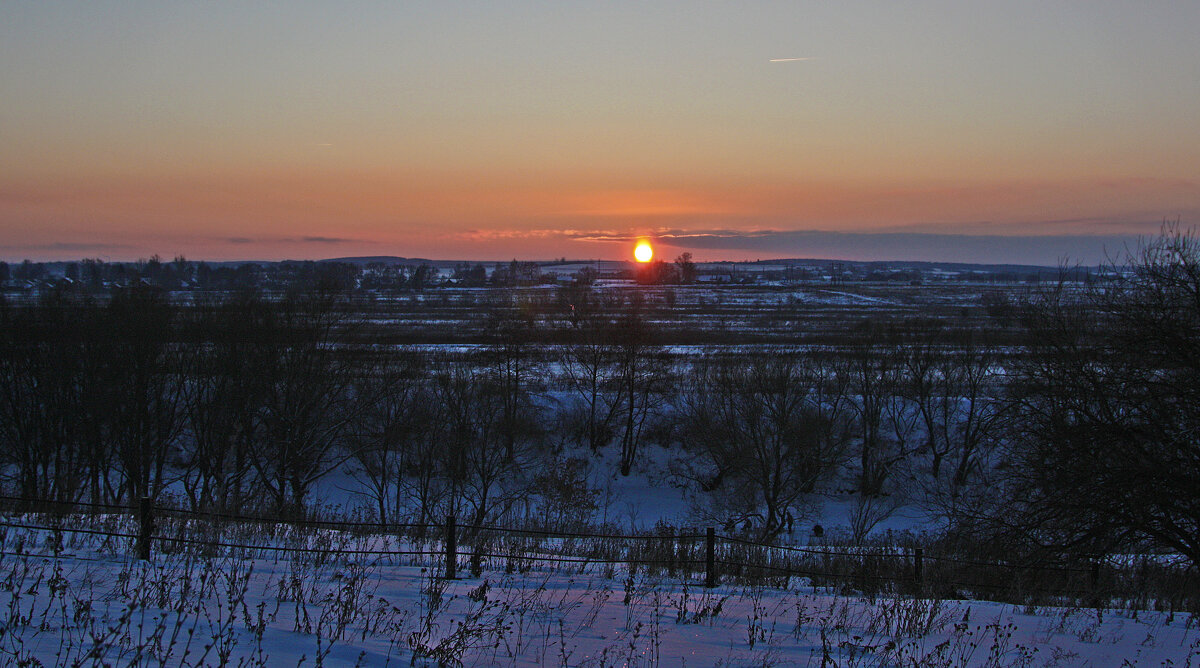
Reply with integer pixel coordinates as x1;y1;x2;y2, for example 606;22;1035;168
1;514;1197;667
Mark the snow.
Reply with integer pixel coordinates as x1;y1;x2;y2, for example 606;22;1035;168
1;522;1195;667
3;434;1189;666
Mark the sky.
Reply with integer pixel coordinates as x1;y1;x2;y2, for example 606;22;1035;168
2;1;1199;265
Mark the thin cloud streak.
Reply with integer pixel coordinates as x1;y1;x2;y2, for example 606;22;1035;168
225;236;355;244
3;242;131;251
768;57;816;62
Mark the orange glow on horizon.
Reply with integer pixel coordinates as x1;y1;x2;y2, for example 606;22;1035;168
1;171;1195;263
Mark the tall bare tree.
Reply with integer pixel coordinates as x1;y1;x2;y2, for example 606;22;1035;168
103;287;188;503
180;292;275;511
558;287;623;452
998;226;1200;564
248;294;363;513
483;294;542;461
842;337;906;496
611;301;669;476
0;291;93;501
432;357;530;527
683;352;850;540
904;330;1003;493
345;348;428;523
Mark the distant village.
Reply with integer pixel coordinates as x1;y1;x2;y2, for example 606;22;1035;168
0;253;1084;296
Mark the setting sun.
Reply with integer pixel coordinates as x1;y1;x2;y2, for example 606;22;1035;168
634;241;654;263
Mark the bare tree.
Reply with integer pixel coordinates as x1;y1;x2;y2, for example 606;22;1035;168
345;348;428;523
483;294;542;461
432;357;530;527
903;332;955;480
683;352;850;541
841;338;906;496
998;226;1200;564
248;294;363;514
941;341;1003;490
557;288;623;453
675;252;697;285
848;493;905;546
611;301;669;476
180;292;274;511
0;291;93;501
102;287;188;503
904;330;1003;493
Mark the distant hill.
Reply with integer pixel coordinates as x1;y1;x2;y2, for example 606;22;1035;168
317;256;433;266
315;256;1070;273
712;258;1064;273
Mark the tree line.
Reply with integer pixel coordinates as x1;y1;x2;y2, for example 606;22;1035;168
1;228;1196;566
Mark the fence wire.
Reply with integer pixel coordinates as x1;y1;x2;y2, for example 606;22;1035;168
0;495;1193;607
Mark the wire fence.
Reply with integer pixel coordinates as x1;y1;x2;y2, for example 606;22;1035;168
0;494;1195;610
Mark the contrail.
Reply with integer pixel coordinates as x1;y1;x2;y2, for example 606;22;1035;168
769;57;816;62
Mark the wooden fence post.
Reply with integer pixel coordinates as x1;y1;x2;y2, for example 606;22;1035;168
705;527;717;588
137;497;153;560
444;515;457;580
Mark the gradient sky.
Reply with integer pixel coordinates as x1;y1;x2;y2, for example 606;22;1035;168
2;1;1199;265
